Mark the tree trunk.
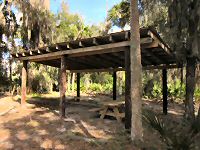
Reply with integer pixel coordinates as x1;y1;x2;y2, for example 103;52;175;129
118;71;123;95
9;58;12;94
130;0;143;141
21;60;28;105
185;57;196;121
60;56;66;117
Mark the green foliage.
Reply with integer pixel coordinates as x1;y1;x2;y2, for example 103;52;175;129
107;0;130;29
152;81;162;98
168;79;185;98
88;83;103;93
79;73;113;94
168;0;200;61
143;112;200;150
195;88;200;101
31;72;51;93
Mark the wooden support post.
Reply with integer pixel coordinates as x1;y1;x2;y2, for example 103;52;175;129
162;69;168;115
77;73;80;100
125;49;131;129
21;60;28;105
60;56;67;118
113;71;117;100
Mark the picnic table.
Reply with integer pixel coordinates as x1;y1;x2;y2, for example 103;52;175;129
89;100;125;122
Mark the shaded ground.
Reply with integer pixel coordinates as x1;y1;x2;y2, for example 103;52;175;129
0;94;195;150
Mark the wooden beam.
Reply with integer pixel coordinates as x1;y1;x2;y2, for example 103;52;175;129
69;64;180;73
140;37;153;43
77;73;80;99
60;56;67;118
98;53;122;67
90;55;116;68
125;49;131;129
147;30;171;54
18;41;130;61
29;51;33;55
141;41;159;49
67;43;72;49
21;60;28;105
111;52;125;62
79;41;84;47
16;53;19;57
56;45;60;50
93;38;99;45
141;56;152;66
13;38;157;60
109;35;115;43
113;71;117;100
31;55;61;62
142;48;164;64
162;69;168;115
71;68;124;73
143;64;180;70
68;57;99;69
37;49;41;54
125;31;130;40
70;46;127;58
46;47;50;52
22;52;26;56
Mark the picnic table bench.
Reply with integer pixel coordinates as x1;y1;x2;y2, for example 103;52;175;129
89;100;125;122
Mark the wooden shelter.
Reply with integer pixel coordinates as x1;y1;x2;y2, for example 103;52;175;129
12;27;177;126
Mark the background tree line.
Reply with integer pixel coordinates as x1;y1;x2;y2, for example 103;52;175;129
0;0;199;117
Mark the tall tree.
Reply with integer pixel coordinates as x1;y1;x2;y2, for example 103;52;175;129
108;0;200;121
168;0;200;120
130;0;143;141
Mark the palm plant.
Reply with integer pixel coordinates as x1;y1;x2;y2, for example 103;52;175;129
143;111;200;150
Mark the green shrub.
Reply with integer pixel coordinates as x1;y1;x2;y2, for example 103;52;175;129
89;83;103;93
195;88;200;101
152;81;162;98
168;79;185;98
102;83;112;94
143;112;200;150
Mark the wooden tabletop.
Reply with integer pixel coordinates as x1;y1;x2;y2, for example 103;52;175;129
101;100;125;107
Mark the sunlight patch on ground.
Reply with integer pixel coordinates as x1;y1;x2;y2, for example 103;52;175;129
70;120;113;140
0;129;10;142
16;130;30;140
27;120;40;127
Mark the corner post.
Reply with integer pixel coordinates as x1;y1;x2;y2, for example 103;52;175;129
21;60;28;105
125;48;131;129
60;56;67;117
77;73;80;101
113;71;117;100
162;69;168;115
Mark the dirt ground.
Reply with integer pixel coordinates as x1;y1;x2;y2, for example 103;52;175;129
0;94;196;150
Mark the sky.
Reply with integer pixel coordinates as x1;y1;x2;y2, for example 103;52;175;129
50;0;122;25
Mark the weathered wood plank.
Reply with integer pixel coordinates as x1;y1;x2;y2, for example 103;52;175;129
19;41;130;61
69;64;180;73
